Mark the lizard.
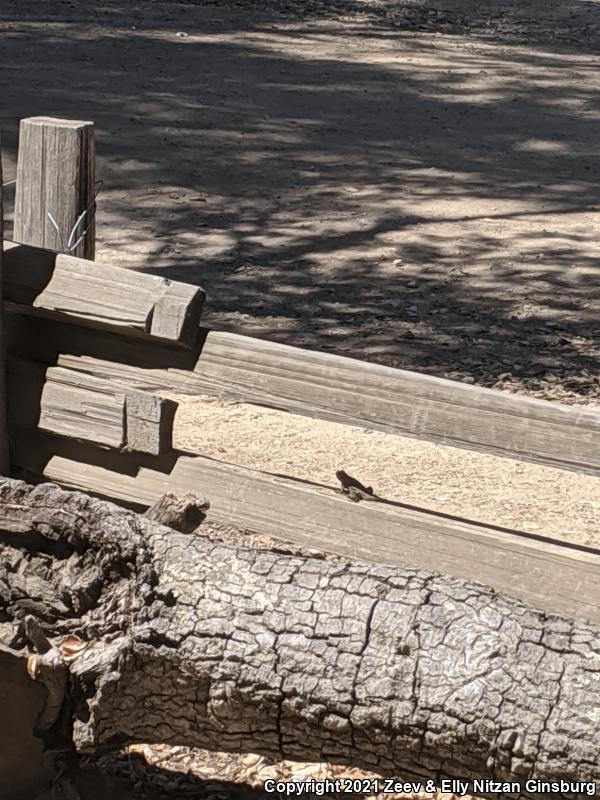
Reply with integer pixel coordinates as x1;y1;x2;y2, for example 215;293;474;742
335;469;382;502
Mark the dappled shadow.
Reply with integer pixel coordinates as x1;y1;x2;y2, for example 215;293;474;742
351;0;600;52
79;748;388;800
34;758;270;800
1;0;599;403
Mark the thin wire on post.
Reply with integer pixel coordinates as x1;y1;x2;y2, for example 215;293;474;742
47;178;103;255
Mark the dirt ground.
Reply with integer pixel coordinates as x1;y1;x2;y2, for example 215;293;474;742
1;1;599;798
1;0;600;403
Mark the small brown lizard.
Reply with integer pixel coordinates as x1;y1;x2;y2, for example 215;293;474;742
335;470;381;502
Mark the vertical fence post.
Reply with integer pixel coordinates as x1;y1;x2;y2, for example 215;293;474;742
0;138;11;474
14;117;96;259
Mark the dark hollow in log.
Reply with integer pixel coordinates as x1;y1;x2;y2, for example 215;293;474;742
0;478;598;800
143;491;209;533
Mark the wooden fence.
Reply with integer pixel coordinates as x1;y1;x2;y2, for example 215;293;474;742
2;118;600;625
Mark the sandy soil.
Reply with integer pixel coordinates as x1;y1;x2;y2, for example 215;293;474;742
170;394;600;545
2;1;599;798
2;0;598;542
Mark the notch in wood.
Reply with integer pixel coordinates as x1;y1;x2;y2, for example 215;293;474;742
124;392;177;456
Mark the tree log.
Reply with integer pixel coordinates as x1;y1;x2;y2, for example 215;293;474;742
0;478;598;799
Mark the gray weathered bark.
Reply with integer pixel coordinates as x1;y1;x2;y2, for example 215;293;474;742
0;478;598;799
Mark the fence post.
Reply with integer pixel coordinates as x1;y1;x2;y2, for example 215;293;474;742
13;117;96;259
0;138;11;474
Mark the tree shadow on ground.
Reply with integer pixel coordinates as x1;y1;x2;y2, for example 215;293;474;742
80;750;379;800
0;0;599;401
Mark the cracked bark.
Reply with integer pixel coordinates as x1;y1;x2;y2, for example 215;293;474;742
0;478;598;799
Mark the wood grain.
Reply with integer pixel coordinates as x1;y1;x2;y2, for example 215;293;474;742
3;241;205;344
193;333;600;474
26;325;600;476
0;140;10;474
13;117;96;259
124;391;177;456
11;431;600;625
7;358;176;455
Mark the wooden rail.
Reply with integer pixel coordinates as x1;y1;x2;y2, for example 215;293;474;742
9;312;600;476
11;430;600;625
194;332;600;475
14;117;96;259
3;242;205;345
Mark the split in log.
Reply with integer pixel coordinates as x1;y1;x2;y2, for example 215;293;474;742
9;430;600;626
3;241;205;345
0;478;598;800
7;357;177;455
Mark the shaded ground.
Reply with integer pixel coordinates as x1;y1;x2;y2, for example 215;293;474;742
1;0;600;403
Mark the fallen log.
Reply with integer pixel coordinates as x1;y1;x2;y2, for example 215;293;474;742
0;478;598;799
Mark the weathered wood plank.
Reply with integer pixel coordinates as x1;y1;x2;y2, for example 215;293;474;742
23;324;600;476
150;280;205;344
7;358;176;455
6;309;600;475
195;332;600;474
124;392;177;455
0;141;10;474
10;431;600;625
3;241;205;344
4;312;197;372
13;117;96;259
8;358;124;449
